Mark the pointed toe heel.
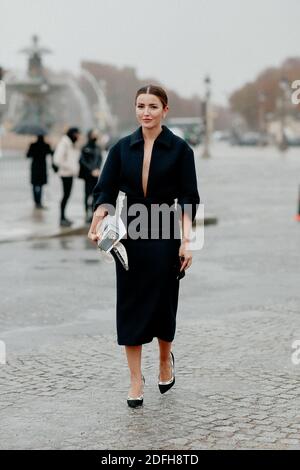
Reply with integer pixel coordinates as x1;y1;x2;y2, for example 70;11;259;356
127;375;145;408
158;352;175;394
158;376;175;394
127;397;144;408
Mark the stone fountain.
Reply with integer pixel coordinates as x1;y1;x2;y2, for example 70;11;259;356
7;35;65;133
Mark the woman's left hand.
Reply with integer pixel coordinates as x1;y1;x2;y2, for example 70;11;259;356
178;241;192;272
91;169;100;177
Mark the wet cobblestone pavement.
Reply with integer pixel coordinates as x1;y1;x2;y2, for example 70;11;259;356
1;144;300;449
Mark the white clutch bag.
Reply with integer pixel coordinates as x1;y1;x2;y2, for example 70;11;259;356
97;215;129;270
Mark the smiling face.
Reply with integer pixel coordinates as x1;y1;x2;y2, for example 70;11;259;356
135;93;169;129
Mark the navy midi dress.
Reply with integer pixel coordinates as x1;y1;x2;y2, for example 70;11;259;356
93;125;200;346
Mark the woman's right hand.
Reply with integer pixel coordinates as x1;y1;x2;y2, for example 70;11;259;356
87;207;108;243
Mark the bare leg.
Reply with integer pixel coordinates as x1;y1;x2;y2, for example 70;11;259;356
158;339;173;382
125;345;144;397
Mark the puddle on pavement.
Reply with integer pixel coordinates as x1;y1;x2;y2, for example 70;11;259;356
30;241;52;250
30;236;95;252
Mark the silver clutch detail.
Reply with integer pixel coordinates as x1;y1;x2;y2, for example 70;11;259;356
96;215;129;270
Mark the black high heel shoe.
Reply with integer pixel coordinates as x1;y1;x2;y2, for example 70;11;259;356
127;375;145;408
158;352;175;394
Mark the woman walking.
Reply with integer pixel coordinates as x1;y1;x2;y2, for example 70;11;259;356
88;85;200;407
26;134;53;209
53;127;80;227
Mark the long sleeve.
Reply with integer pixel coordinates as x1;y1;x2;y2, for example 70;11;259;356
92;142;121;213
177;144;200;222
80;145;102;173
46;144;54;156
53;138;67;167
96;147;103;169
79;148;92;176
26;144;33;159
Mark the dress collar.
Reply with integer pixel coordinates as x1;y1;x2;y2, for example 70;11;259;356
129;125;173;148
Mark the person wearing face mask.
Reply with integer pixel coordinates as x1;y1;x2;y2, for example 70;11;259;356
53;127;81;227
79;129;103;224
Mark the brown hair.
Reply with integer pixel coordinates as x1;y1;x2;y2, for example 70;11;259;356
135;84;168;108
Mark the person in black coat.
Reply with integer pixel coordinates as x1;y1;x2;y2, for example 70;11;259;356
88;85;200;407
26;135;53;209
79;129;103;223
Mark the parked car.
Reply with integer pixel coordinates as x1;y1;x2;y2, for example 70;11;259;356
231;132;270;146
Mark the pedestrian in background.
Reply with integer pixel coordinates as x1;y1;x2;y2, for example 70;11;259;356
26;134;53;209
53;127;80;227
79;129;103;223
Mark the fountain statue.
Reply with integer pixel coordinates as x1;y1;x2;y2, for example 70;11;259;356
7;35;65;133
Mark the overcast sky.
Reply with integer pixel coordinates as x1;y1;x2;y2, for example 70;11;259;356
1;0;299;105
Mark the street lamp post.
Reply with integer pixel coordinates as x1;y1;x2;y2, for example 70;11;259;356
202;75;212;158
278;77;289;152
0;66;5;158
257;91;266;145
